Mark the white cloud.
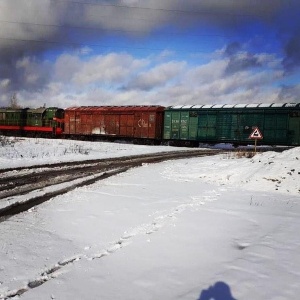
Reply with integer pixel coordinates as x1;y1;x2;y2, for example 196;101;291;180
54;54;82;83
70;53;149;86
3;46;293;108
16;57;31;69
0;78;10;88
127;61;186;90
78;47;93;56
184;59;227;85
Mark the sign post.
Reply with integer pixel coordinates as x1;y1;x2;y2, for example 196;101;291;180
249;127;263;153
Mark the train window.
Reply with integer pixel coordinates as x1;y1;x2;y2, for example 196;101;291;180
189;112;197;117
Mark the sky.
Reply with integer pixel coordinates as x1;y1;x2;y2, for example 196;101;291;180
0;0;300;108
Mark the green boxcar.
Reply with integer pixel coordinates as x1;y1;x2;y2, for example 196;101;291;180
163;103;300;146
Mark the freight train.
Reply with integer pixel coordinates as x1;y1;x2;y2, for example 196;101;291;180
0;103;299;146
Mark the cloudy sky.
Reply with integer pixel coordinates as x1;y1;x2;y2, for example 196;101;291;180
0;0;300;108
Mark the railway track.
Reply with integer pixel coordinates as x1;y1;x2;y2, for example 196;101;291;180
0;149;222;219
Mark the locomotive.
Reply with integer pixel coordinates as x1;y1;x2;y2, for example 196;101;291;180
0;103;299;146
0;107;64;137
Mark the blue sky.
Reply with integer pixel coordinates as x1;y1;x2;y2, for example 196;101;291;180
0;0;300;108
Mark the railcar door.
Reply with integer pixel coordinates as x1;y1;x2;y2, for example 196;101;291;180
133;111;150;138
120;114;134;137
104;114;119;135
188;111;198;140
198;113;217;141
163;111;172;139
179;111;189;140
289;111;300;145
170;111;180;139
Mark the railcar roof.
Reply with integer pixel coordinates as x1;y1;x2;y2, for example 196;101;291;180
167;103;300;109
0;108;28;112
64;105;165;112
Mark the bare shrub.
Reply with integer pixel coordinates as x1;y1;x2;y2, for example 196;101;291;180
235;150;256;158
0;136;14;147
224;150;256;159
63;144;91;155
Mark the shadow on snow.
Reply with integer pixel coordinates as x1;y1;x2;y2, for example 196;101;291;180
197;281;237;300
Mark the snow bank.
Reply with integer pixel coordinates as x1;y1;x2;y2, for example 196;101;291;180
162;147;300;196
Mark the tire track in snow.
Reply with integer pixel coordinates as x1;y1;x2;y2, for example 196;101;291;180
0;190;220;299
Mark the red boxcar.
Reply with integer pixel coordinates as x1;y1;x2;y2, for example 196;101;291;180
64;106;165;141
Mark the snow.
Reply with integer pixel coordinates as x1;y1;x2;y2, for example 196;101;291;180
0;137;189;169
0;137;300;300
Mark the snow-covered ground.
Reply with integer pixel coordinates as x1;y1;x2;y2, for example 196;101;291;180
0;137;299;300
0;137;191;169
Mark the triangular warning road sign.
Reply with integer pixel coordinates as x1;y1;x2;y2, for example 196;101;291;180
249;127;263;139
